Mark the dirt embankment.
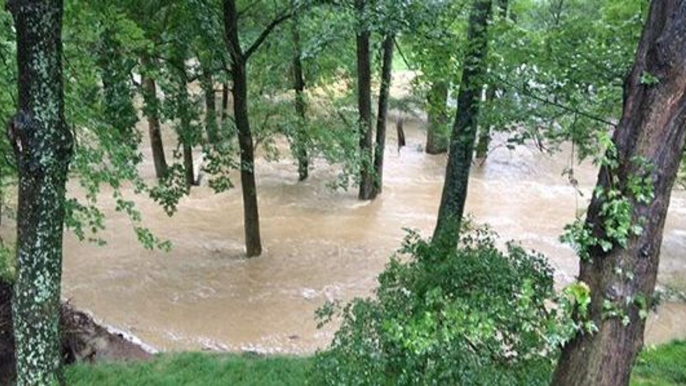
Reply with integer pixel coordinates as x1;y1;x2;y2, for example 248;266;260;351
1;282;152;385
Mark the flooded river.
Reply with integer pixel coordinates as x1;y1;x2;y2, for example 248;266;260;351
53;119;686;354
47;74;686;354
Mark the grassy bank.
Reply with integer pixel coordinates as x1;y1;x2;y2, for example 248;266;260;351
65;341;686;385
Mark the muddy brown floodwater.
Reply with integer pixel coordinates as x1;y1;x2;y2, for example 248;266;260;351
52;74;686;354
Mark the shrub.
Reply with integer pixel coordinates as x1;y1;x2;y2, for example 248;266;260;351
312;227;566;385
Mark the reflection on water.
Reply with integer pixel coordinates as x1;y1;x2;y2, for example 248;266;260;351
52;114;686;354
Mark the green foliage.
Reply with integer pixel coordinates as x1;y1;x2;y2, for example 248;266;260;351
65;353;312;386
312;227;569;386
561;133;654;261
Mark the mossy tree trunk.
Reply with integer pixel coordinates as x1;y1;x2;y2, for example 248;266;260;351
432;0;493;249
552;2;686;385
6;1;74;384
370;34;394;198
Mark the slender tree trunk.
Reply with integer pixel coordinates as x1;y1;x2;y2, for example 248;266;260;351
475;85;495;159
476;0;509;159
355;0;374;200
201;69;219;144
432;0;493;249
224;0;262;257
371;34;394;198
552;2;686;385
183;142;195;188
426;81;449;155
291;7;309;181
6;1;74;384
140;55;168;180
221;81;229;126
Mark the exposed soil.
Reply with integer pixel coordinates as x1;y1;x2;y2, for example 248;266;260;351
0;282;152;385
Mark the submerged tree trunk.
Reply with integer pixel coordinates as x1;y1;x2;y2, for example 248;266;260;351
291;7;309;181
371;34;394;198
356;0;374;200
552;2;686;385
141;55;168;180
201;69;219;144
432;0;493;249
224;0;262;257
6;1;74;384
426;81;449;155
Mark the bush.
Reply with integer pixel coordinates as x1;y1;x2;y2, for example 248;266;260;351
312;227;566;385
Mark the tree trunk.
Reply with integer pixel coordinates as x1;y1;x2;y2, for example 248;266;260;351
171;55;197;189
476;0;509;159
201;69;219;144
224;0;262;257
371;34;394;198
355;0;374;200
475;86;494;159
183;142;195;188
6;1;74;383
552;2;686;385
291;7;309;181
221;81;229;126
140;55;168;180
426;81;449;155
432;0;493;249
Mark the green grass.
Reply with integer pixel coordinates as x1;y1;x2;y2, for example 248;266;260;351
66;353;312;386
632;341;686;385
65;341;686;385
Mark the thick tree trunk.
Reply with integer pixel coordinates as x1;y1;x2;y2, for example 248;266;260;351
201;69;219;144
432;0;493;249
371;34;394;198
426;81;449;155
224;0;262;257
6;1;74;384
140;55;168;180
355;0;374;200
552;2;686;385
291;8;309;181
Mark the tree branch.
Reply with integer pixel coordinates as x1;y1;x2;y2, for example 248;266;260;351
495;75;618;128
244;11;293;60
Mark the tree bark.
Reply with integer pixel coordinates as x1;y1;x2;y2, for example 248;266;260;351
291;6;309;181
552;2;686;385
426;81;449;155
432;0;493;249
6;1;74;384
371;34;395;198
224;0;262;257
140;55;168;180
355;0;374;200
